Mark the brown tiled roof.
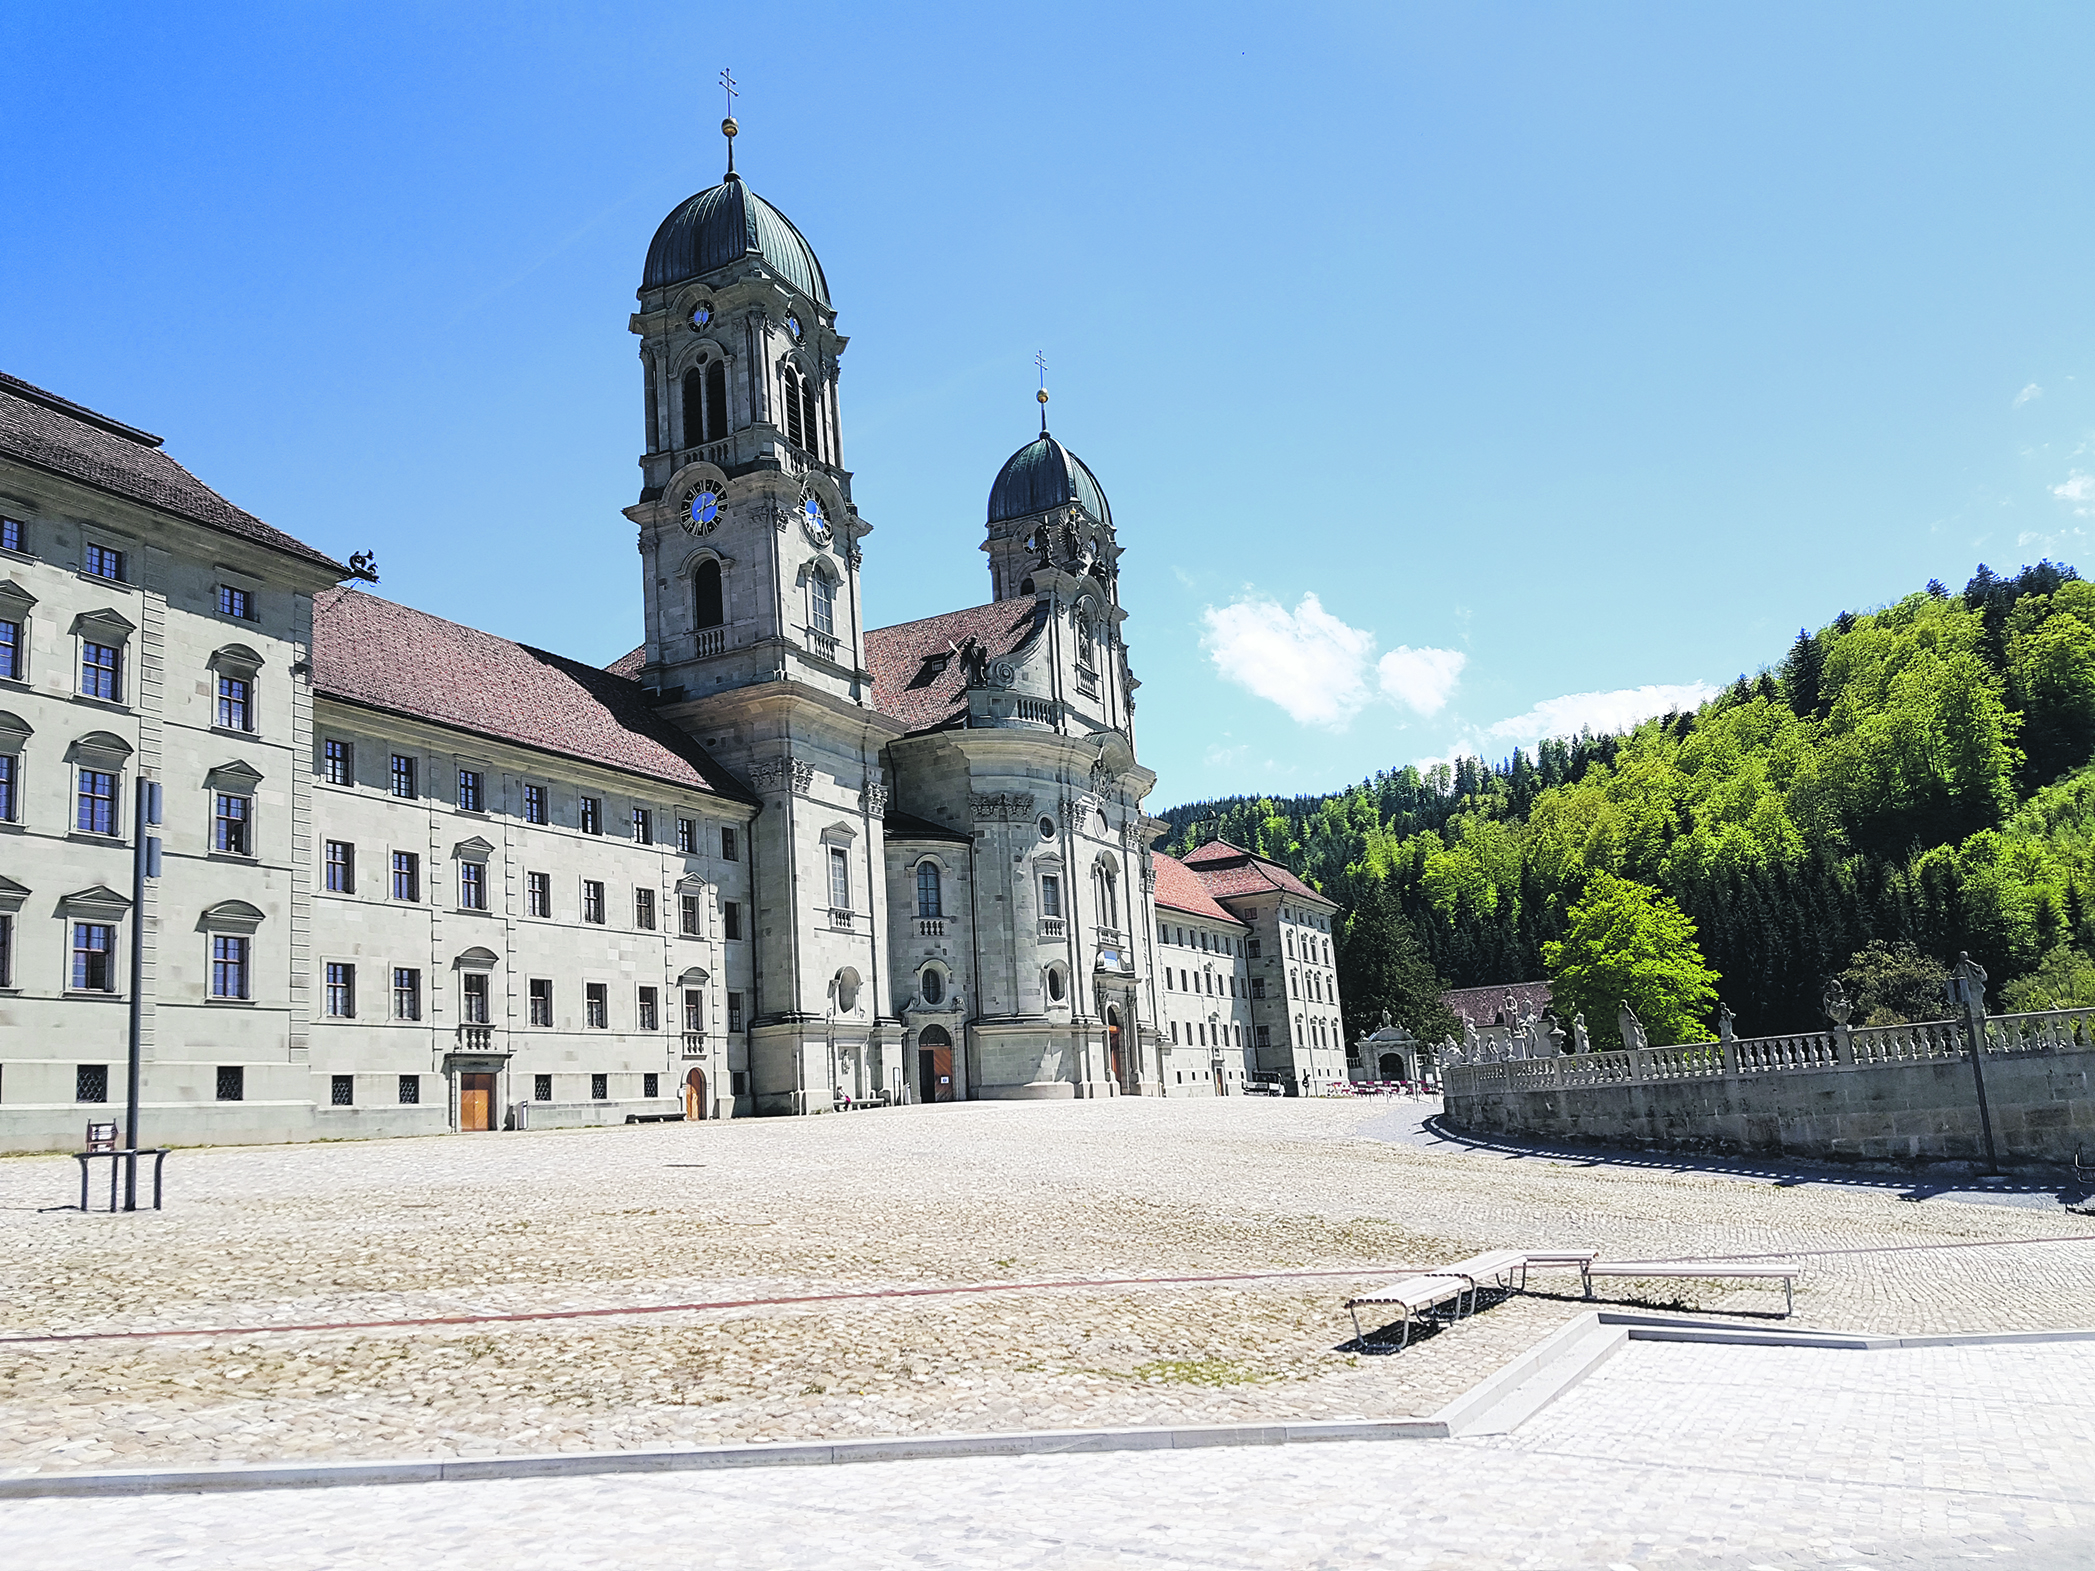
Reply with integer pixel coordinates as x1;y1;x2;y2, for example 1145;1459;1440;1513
313;590;752;802
0;371;347;575
1441;982;1555;1027
606;643;645;678
864;599;1045;732
1181;838;1330;906
1153;851;1247;925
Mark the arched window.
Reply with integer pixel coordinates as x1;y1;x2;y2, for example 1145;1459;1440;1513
921;967;944;1005
1095;865;1118;930
916;862;942;919
705;359;729;439
802;377;821;459
1045;965;1066;1003
782;366;805;449
1290;969;1299;997
808;571;835;637
693;560;723;629
1286;931;1295;958
682;368;705;449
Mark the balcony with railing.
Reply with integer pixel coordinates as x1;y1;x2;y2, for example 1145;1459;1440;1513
456;1024;493;1052
694;627;726;659
1014;696;1057;725
805;627;840;662
918;917;946;937
829;906;856;932
681;1032;705;1058
1039;915;1065;939
1075;665;1100;698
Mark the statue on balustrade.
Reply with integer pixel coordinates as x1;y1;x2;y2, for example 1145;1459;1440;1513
1617;1000;1649;1052
1572;1011;1591;1053
1718;1001;1736;1045
1534;1011;1566;1056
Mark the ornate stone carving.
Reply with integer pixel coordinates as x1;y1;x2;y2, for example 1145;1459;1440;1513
969;791;1036;822
791;758;815;795
860;782;890;816
749;756;816;797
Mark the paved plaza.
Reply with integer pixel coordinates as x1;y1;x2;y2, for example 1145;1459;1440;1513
3;1097;2093;1564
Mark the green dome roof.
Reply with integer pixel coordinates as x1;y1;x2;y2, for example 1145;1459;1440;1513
642;175;830;307
987;434;1111;527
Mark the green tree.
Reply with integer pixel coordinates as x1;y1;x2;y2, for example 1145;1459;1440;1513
1838;939;1951;1024
1338;878;1460;1045
1542;873;1719;1047
2001;944;2095;1011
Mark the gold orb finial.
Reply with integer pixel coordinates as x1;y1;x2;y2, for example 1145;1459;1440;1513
722;115;739;138
1036;388;1049;405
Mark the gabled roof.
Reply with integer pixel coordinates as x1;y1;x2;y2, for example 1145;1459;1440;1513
0;371;347;576
1180;837;1330;906
313;590;752;802
864;599;1045;733
1152;851;1247;926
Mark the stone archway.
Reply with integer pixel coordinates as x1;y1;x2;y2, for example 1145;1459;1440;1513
1378;1052;1405;1081
684;1067;707;1121
918;1025;954;1104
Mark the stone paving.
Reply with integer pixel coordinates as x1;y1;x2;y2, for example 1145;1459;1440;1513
2;1097;2092;1478
4;1336;2090;1568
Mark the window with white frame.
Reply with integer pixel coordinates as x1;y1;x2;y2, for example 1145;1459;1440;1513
211;936;249;999
76;768;119;836
325;840;354;893
216;672;252;731
635;887;656;930
582;880;605;924
462;971;489;1024
393;967;421;1020
458;860;485;910
0;616;19;681
325;962;356;1017
916;862;941;919
808;570;835;637
83;542;125;581
0;751;16;823
458;769;483;812
213;791;250;854
828;846;850;911
527;870;551;917
323;737;352;785
72;921;115;991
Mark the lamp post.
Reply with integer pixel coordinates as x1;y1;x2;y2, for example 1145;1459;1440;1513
1949;951;2001;1178
122;776;162;1210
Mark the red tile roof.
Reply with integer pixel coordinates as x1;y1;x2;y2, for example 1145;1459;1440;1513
1180;838;1330;906
1442;982;1555;1027
864;599;1045;733
313;589;752;801
606;643;645;678
0;371;347;575
1153;851;1247;925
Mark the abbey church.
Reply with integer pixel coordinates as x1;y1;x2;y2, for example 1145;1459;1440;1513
0;140;1346;1152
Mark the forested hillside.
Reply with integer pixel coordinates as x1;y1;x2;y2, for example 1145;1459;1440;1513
1159;563;2095;1038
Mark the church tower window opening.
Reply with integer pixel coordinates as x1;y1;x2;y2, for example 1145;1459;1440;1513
682;367;706;450
808;570;835;638
782;365;806;450
694;560;724;629
916;863;942;920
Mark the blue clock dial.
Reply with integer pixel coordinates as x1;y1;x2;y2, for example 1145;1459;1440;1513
690;303;711;329
692;490;721;526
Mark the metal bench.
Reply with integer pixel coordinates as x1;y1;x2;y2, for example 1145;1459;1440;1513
1514;1249;1599;1290
1434;1249;1529;1316
1582;1259;1801;1316
1344;1274;1471;1351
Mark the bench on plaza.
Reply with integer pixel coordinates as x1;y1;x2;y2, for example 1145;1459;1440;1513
1434;1249;1530;1316
1582;1259;1801;1317
1514;1249;1599;1290
1345;1274;1472;1351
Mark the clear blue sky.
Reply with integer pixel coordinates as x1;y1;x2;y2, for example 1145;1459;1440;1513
7;4;2094;810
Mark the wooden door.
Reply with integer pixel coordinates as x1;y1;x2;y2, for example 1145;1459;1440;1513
459;1072;495;1132
684;1067;707;1121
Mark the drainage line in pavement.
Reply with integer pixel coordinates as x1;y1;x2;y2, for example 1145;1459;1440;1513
0;1266;1417;1348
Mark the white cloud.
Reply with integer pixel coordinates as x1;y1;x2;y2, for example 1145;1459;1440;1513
1482;682;1721;751
2014;383;2044;409
1201;592;1466;730
2053;472;2095;516
1378;645;1467;715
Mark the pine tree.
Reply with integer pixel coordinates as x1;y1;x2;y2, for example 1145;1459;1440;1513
1338;878;1460;1044
1781;628;1824;720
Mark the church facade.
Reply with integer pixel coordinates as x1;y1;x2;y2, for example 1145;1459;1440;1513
0;148;1335;1154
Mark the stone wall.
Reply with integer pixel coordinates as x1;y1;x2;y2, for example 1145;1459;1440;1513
1443;1010;2095;1168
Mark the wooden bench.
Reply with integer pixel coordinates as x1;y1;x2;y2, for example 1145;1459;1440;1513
1344;1275;1471;1351
1582;1260;1801;1316
1515;1249;1599;1290
1435;1250;1530;1316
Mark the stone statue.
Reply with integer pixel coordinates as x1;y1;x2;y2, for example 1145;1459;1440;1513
1572;1011;1590;1053
1536;1011;1565;1056
1502;991;1519;1027
1379;1007;1394;1032
1718;1001;1736;1045
1617;1000;1648;1052
1821;979;1853;1027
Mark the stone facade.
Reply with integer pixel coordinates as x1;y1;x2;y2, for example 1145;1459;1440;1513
1151;852;1255;1096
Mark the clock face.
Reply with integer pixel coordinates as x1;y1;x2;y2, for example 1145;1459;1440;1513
800;494;832;545
689;302;711;330
784;313;802;340
681;485;723;536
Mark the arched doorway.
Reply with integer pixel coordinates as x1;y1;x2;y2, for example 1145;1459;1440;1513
683;1067;707;1121
1378;1052;1404;1081
918;1025;954;1104
1106;1006;1124;1087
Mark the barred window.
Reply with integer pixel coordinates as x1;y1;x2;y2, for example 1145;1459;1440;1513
76;1063;108;1102
398;1074;420;1104
533;1073;552;1103
591;1072;608;1101
331;1074;354;1106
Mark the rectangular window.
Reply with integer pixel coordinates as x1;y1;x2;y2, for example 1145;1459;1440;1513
218;585;253;619
323;737;352;785
80;641;120;701
676;817;696;853
1252;977;1266;999
721;825;738;861
582;880;605;924
0;753;14;822
684;989;704;1033
325;962;356;1017
722;900;742;940
524;783;547;824
458;769;482;812
390;753;417;799
325;840;354;893
83;542;124;580
533;1073;552;1103
527;870;551;917
585;983;608;1029
77;769;118;835
529;978;553;1026
462;972;489;1024
398;1074;420;1105
1170;1021;1179;1043
459;861;486;910
0;517;19;552
1040;874;1061;918
76;1063;108;1102
0;913;11;986
727;990;744;1032
214;792;250;854
643;1072;659;1099
638;985;659;1031
828;846;850;911
215;1066;244;1102
393;967;421;1021
1248;939;1262;958
391;851;419;902
630;888;654;931
0;618;18;680
680;893;701;936
1164;968;1173;991
331;1074;354;1106
211;935;249;999
1257;1025;1272;1048
591;1072;608;1101
216;674;251;731
632;806;652;844
580;797;601;835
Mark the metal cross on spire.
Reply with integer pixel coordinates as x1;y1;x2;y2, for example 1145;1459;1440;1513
720;67;740;178
1034;350;1049;434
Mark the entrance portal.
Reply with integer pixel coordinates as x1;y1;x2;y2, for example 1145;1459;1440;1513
459;1072;495;1132
1106;1007;1124;1087
684;1067;707;1121
1378;1052;1404;1080
918;1025;954;1103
